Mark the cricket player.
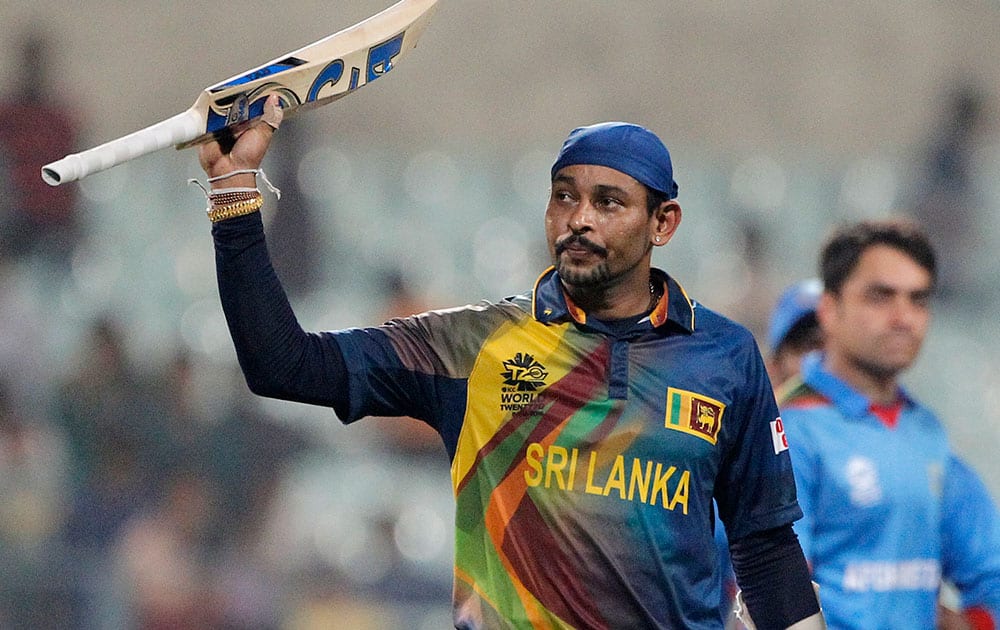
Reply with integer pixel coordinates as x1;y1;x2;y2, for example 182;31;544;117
195;96;824;628
780;219;1000;629
765;279;823;392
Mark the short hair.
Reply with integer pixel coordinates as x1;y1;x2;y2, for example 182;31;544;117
820;219;937;295
776;313;822;356
645;186;670;216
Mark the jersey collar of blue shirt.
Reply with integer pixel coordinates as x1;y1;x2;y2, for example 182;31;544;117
799;351;917;420
529;266;696;337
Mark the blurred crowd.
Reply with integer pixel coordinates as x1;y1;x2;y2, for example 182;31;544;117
0;323;308;628
0;264;455;630
0;31;455;630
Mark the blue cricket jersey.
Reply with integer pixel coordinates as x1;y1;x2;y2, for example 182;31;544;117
781;352;1000;629
212;212;807;628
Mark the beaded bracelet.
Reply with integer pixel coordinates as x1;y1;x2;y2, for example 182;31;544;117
189;168;279;223
209;190;261;207
207;194;264;223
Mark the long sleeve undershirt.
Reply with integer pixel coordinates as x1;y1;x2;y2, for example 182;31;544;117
212;212;350;413
730;524;821;628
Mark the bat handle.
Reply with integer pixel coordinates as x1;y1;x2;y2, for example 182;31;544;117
41;109;204;186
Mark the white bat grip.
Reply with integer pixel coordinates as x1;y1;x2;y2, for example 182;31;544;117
41;109;204;186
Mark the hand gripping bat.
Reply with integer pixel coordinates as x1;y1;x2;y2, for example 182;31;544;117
41;0;439;186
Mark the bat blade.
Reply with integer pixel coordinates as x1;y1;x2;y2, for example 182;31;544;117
41;0;439;186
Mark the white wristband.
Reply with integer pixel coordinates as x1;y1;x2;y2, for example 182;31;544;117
188;168;281;200
734;582;826;630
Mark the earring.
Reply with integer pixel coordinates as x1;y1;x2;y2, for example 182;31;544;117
655;236;661;243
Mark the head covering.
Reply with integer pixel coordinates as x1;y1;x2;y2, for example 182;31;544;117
550;122;679;198
767;279;822;352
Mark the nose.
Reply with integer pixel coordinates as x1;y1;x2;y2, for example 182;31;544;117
889;296;923;330
568;200;595;233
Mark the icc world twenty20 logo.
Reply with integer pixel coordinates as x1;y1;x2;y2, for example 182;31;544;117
499;353;548;413
501;353;548;392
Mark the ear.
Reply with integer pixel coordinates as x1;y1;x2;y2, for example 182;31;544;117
651;200;682;247
815;291;837;332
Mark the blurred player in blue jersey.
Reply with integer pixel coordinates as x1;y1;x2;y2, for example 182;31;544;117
780;219;1000;629
764;279;823;394
193;96;826;629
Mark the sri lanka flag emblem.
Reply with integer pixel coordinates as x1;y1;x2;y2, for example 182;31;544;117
664;387;725;444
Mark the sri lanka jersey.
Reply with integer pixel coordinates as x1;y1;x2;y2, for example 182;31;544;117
329;266;802;629
781;352;1000;629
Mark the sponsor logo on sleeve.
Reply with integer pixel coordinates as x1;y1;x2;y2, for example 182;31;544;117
770;417;789;454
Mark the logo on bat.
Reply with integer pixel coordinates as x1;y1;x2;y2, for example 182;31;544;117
206;32;406;134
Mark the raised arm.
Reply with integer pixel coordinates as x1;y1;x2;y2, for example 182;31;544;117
200;95;350;410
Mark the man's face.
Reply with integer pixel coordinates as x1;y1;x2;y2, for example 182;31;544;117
545;164;664;290
768;343;816;389
820;244;933;380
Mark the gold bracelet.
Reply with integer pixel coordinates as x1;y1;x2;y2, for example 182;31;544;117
207;195;264;223
209;190;260;206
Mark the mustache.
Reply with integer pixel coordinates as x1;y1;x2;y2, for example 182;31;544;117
555;234;607;257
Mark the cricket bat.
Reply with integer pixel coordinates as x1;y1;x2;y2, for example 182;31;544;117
41;0;439;186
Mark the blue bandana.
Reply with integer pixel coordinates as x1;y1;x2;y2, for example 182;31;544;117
550;122;678;198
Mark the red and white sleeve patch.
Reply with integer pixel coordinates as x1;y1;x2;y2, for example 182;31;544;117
770;417;789;454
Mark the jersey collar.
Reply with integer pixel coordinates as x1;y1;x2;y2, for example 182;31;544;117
531;266;695;334
800;351;914;419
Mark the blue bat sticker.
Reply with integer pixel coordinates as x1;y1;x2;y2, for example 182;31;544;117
305;32;405;102
211;57;306;92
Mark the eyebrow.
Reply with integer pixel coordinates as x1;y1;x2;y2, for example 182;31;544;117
867;282;934;298
552;174;630;197
594;184;629;198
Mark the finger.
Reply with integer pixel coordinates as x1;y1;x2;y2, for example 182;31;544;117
262;94;284;131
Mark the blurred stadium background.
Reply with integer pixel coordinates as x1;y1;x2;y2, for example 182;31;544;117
1;1;998;628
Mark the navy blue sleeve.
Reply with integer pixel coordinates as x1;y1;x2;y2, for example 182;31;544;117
729;524;820;629
212;212;351;418
715;326;802;541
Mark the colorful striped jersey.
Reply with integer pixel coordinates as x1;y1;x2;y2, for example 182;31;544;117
330;266;801;629
780;352;1000;629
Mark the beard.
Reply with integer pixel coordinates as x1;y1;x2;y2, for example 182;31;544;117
553;234;613;287
849;346;916;382
556;260;613;287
